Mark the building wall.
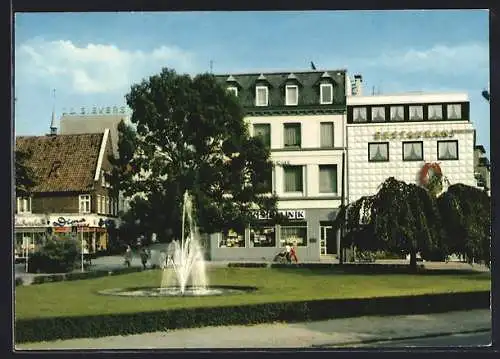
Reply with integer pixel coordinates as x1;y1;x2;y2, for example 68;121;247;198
209;208;337;262
32;193;80;214
347;121;476;202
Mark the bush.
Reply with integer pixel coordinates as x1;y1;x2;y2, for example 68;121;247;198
27;239;80;274
227;262;269;268
15;278;23;286
15;290;490;343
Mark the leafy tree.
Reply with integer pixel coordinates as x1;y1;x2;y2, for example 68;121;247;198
15;148;37;196
437;184;491;266
114;68;278;241
337;177;444;269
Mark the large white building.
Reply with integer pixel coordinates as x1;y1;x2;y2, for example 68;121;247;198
346;92;476;203
210;70;353;261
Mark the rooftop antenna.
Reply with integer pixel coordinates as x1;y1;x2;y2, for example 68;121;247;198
50;88;57;136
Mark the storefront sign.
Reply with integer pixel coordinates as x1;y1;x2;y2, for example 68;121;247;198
253;210;306;220
15;217;48;227
52;217;87;227
373;128;471;141
374;130;454;140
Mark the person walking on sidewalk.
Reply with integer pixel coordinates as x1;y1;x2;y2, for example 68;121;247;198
124;245;132;268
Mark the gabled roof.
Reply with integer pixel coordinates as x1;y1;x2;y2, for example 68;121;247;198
15;133;105;193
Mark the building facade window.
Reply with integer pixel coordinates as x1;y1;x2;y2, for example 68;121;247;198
368;142;389;162
447;104;462;119
286;85;299;106
428;104;443;120
283;165;303;192
100;196;105;214
409;105;424;121
17;197;32;214
255;86;269;106
253;123;271;147
97;195;102;213
390;106;404;121
403;141;424;161
320;84;333;104
79;194;91;213
280;223;307;247
319;165;338;193
101;170;105;187
371;107;386;122
227;86;238;97
249;224;276;247
320;122;334;148
353;107;367;122
284;123;301;148
438;140;459;160
219;229;245;248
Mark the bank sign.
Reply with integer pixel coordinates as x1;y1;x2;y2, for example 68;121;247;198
253;210;306;220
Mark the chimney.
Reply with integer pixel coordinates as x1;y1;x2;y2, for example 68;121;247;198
354;74;363;96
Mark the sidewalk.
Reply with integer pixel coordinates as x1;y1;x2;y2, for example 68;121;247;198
17;309;491;349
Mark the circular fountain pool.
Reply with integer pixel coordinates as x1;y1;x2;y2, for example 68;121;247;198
98;285;257;297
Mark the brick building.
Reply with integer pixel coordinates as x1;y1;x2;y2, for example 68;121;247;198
14;129;119;257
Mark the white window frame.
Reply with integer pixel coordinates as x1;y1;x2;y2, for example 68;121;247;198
105;196;109;215
318;164;338;194
97;195;102;214
101;170;105;187
79;194;91;214
227;86;238;97
283;165;305;195
285;85;299;106
255;86;269;107
320;84;333;104
17;197;32;214
320;122;335;148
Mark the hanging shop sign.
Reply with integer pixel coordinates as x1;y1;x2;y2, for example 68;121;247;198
253;209;306;220
419;162;445;197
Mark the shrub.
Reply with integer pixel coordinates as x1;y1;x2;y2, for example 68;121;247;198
227;262;269;268
27;238;80;274
15;290;490;343
15;278;23;286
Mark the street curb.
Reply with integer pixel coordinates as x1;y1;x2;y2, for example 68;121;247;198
310;328;491;348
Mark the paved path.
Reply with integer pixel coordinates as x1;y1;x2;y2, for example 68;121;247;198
17;309;490;350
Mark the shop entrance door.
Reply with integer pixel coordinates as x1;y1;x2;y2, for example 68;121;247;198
320;225;336;256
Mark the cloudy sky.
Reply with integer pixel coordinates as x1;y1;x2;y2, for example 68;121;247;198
14;10;490;154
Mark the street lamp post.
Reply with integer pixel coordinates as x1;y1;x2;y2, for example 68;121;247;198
80;227;84;272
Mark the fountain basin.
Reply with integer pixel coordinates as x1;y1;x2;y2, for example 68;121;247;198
98;285;258;297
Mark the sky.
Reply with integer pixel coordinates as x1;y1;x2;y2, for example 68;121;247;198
14;10;490;155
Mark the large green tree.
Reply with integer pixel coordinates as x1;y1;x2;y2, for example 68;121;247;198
15;148;37;196
337;177;444;269
437;184;491;266
114;68;277;242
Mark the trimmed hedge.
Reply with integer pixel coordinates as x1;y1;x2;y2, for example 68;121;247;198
228;262;269;268
270;262;425;273
15;290;490;343
29;267;144;285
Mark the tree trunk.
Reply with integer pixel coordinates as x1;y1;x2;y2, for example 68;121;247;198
409;248;417;271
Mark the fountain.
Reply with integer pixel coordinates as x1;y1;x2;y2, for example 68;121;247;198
98;191;256;297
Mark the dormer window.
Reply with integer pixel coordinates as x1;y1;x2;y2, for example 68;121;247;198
256;86;269;107
286;85;298;106
320;84;333;104
227;86;238;97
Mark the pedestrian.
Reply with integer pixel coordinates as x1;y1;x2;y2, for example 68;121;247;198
140;247;149;270
290;242;299;263
285;244;292;263
124;245;132;268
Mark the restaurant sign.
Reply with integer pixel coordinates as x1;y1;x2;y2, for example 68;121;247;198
374;130;455;140
253;209;306;220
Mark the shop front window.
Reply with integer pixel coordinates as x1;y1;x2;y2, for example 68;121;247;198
280;223;307;247
219;229;245;248
250;225;276;247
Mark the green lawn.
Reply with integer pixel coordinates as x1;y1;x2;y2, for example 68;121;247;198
15;267;491;320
